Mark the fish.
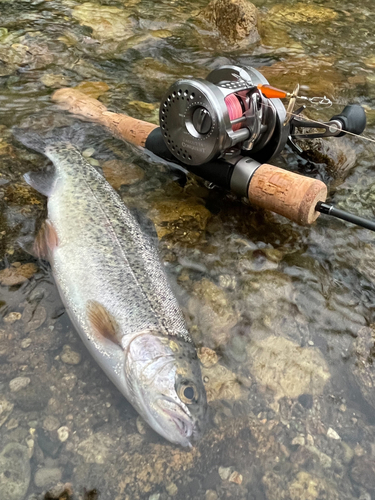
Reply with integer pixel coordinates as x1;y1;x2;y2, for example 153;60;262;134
13;124;207;447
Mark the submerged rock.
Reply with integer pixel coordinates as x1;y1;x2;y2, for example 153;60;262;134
102;160;144;190
202;362;244;402
351;326;375;410
350;456;375;490
296;136;357;181
0;262;38;286
74;81;110;99
77;432;114;464
247;336;330;399
0;395;14;428
148;197;211;244
259;56;343;99
187;278;238;347
266;3;337;25
0;443;31;500
34;467;63;489
203;0;260;45
72;3;133;41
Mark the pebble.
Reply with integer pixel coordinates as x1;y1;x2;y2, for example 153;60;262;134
0;396;14;427
205;491;218;500
57;426;69;442
4;312;22;323
165;482;178;496
9;377;31;393
21;338;32;349
291;435;305;446
22;304;47;333
308;340;314;346
60;345;81;365
218;466;232;481
339;403;347;412
229;471;243;485
82;147;95;157
34;467;62;488
149;494;160;500
43;415;60;432
327;427;341;440
136;416;147;435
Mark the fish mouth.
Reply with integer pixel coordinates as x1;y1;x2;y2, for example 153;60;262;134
163;408;193;440
157;397;194;446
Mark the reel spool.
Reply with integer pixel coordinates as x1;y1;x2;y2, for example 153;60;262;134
159;65;288;166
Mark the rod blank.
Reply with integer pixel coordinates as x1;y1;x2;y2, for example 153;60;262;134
316;202;375;232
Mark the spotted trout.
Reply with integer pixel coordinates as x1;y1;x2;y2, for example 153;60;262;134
14;125;207;446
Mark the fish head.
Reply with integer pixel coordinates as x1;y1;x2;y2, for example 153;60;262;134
125;332;207;447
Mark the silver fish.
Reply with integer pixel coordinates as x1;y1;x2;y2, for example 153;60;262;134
14;125;207;447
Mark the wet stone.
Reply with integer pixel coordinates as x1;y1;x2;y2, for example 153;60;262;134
0;396;14;428
102;160;145;190
34;467;62;489
298;393;313;409
351;326;375;410
9;376;30;393
205;491;218;500
74;81;109;99
4;312;21;323
60;345;81;365
247;336;330;399
77;432;114;464
0;262;38;286
57;426;69;443
12;379;52;412
22;303;47;333
203;0;260;44
327;427;340;440
0;443;31;500
43;416;60;432
266;3;337;25
72;3;133;41
165;482;178;496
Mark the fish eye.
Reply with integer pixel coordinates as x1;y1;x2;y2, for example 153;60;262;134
179;383;198;404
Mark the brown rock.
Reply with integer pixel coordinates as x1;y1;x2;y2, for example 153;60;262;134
203;0;260;44
74;81;110;99
0;263;38;286
102;160;144;190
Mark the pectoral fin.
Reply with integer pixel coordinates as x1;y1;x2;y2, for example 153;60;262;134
86;300;121;346
24;168;56;197
34;220;59;259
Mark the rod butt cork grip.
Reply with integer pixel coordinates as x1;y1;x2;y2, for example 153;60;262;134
248;164;327;225
52;88;158;148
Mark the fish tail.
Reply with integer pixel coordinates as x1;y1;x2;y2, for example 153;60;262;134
12;122;89;154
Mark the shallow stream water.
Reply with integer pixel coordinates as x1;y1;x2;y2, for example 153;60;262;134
1;0;375;499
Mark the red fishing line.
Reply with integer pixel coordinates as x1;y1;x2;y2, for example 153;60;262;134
224;94;243;131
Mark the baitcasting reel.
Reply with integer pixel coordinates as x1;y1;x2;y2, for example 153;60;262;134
159;65;366;170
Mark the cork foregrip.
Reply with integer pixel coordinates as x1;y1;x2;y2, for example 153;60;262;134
249;164;328;225
52;88;158;147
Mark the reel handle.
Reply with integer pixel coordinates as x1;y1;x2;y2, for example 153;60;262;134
330;104;366;137
52;88;158;147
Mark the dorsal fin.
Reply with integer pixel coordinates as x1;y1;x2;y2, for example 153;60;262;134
86;300;121;346
34;220;59;259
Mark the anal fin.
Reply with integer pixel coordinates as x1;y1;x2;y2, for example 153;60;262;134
86;300;121;346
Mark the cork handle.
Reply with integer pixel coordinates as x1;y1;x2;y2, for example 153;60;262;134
52;88;158;148
248;164;328;225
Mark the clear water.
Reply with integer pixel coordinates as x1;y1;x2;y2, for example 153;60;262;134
1;0;375;499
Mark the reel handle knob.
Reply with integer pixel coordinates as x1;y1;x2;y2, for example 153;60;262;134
330;104;366;137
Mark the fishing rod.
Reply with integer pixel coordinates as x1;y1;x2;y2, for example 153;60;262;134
52;65;374;231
